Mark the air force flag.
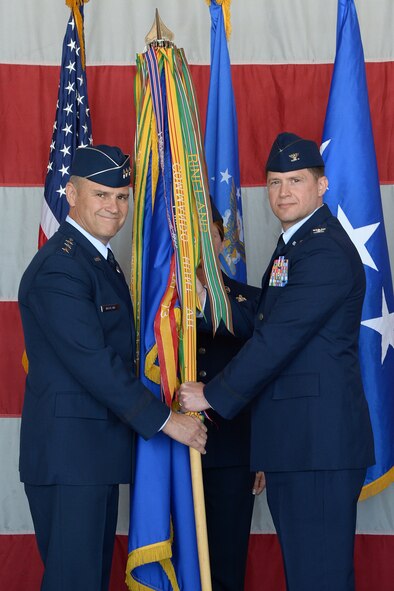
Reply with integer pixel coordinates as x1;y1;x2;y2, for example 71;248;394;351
204;0;247;282
322;0;394;498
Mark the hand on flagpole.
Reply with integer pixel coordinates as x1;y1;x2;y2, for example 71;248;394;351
178;381;210;412
252;471;266;495
162;411;207;454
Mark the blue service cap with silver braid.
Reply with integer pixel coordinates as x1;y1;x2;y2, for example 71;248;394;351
265;132;324;173
70;145;131;188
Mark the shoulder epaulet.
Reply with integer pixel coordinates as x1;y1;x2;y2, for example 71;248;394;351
56;236;77;257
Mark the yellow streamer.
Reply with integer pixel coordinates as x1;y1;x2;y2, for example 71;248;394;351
163;48;212;591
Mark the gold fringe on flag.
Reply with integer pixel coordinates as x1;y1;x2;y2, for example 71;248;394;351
359;466;394;501
126;536;179;591
65;0;89;70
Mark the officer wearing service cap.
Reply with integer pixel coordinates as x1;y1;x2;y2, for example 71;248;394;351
18;144;207;591
180;133;375;591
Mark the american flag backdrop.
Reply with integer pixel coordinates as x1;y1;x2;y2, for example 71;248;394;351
1;1;394;590
40;3;92;246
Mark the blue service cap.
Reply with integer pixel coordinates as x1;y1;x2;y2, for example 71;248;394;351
265;132;324;173
70;145;131;188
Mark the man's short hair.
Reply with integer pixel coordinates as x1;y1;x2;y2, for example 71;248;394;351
307;166;326;180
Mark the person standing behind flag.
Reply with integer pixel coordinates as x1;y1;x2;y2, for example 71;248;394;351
180;133;375;591
196;202;264;591
18;145;207;591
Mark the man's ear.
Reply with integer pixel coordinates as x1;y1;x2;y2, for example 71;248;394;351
65;181;77;207
317;175;329;197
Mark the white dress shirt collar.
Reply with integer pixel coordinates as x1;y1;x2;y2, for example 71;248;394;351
66;215;111;260
281;205;323;245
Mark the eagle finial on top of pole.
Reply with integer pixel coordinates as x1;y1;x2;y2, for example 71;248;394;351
145;8;175;46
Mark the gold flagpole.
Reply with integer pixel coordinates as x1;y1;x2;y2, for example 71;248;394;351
189;447;212;590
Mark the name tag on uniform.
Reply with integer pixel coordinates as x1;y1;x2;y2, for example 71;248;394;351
100;303;120;312
269;256;288;287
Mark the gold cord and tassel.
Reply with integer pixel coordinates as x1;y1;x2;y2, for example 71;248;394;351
65;0;89;70
205;0;232;40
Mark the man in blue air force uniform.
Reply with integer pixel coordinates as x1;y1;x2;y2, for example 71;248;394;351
18;145;207;591
180;133;375;591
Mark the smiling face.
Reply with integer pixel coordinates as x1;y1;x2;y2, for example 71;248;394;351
266;168;328;231
66;177;130;244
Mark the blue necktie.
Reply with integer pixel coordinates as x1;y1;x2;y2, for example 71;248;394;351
107;248;121;274
273;234;285;258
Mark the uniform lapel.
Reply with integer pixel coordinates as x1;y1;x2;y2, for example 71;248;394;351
102;259;132;306
258;204;332;298
58;222;132;308
280;204;331;255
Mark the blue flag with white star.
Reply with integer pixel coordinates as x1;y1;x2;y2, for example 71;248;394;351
204;0;246;282
39;4;92;247
322;0;394;497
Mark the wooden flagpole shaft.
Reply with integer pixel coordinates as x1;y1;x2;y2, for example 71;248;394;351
189;447;212;590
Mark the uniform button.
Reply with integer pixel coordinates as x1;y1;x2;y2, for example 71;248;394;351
258;313;264;320
198;347;206;354
199;370;207;378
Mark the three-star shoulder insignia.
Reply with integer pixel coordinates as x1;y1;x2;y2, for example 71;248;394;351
58;236;76;256
312;227;327;234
